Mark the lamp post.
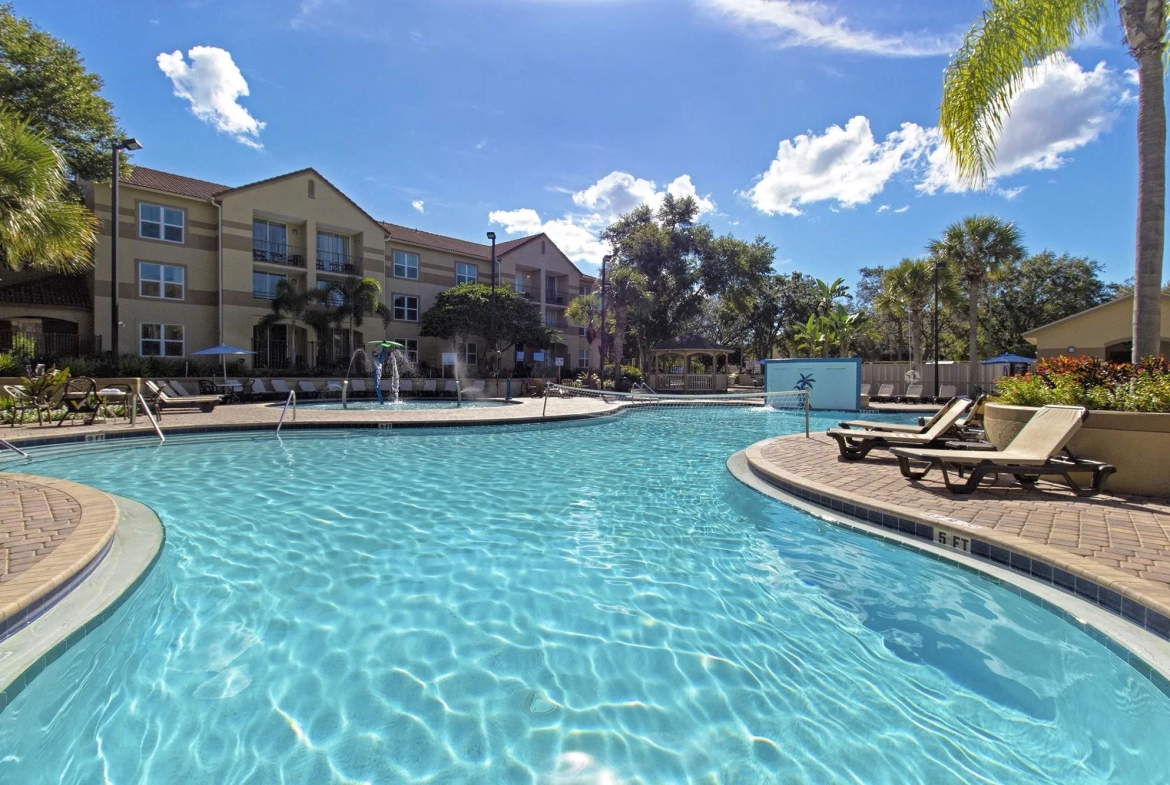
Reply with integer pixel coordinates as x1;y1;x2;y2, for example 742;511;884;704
932;259;944;400
600;254;611;382
486;231;497;374
110;137;142;369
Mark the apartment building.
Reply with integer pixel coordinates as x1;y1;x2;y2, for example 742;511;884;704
53;166;597;375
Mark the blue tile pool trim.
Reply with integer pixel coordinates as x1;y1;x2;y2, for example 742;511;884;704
0;513;166;715
746;462;1170;698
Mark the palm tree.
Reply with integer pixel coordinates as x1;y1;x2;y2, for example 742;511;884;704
319;276;391;362
880;258;935;366
0;111;97;271
814;277;850;316
607;265;649;373
828;306;873;358
940;0;1166;361
257;278;313;367
566;290;602;373
928;216;1025;389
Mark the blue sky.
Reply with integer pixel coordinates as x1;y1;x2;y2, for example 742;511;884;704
22;0;1158;288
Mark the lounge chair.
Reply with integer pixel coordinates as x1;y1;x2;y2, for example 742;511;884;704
872;383;895;402
270;379;292;397
399;379;414;396
422;379;438;397
324;380;344;396
297;380;319;398
166;380;192;396
464;379;486;398
142;380;220;416
838;396;971;434
859;383;871;398
890;405;1115;497
247;378;274;400
899;383;924;404
5;384;56;427
826;398;973;460
443;379;459;397
349;379;368;396
937;384;957;403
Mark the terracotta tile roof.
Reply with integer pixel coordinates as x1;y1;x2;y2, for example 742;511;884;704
382;222;500;260
122;167;229;200
0;275;91;309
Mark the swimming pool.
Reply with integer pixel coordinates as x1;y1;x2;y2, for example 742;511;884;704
294;399;509;410
1;407;1167;783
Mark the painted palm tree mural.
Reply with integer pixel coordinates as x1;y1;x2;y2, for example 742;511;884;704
794;373;816;391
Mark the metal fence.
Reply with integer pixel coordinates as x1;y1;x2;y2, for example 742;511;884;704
0;331;100;359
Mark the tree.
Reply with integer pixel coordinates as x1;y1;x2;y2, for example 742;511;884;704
421;283;555;365
939;0;1166;361
318;276;390;359
879;259;936;366
0;4;125;180
814;277;851;316
566;291;602;372
0;110;97;271
257;278;314;367
606;265;650;370
928;216;1025;388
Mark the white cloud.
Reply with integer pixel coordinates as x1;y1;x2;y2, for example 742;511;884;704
700;0;956;56
746;55;1122;214
411;200;425;213
488;209;609;270
894;205;909;213
876;204;890;213
919;55;1118;194
156;47;265;149
746;116;932;215
571;170;716;221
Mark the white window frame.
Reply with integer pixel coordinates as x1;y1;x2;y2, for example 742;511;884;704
140;323;185;357
455;262;478;286
253;271;286;300
139;203;185;243
465;341;477;366
393;250;419;280
393;294;419;322
394;338;419;364
578;349;589;368
138;262;185;300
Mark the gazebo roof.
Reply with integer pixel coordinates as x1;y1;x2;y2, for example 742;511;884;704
649;335;732;353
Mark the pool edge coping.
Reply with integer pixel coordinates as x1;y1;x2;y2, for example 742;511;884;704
728;448;1170;693
0;493;164;712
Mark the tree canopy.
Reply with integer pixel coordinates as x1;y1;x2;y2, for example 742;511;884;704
420;283;556;356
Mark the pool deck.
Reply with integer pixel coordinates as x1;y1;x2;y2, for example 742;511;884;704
745;433;1170;634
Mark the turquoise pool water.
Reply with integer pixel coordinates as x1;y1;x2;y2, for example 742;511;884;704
1;407;1168;783
296;400;508;410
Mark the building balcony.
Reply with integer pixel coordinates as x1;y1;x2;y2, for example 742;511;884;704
544;291;567;306
513;283;540;301
316;250;361;276
545;317;569;330
253;241;306;267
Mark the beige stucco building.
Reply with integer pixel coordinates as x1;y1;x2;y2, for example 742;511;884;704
1023;294;1170;361
16;166;596;375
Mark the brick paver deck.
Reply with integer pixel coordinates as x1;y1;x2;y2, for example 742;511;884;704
0;479;83;584
746;433;1170;620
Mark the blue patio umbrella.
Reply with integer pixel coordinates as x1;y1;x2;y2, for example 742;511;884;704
191;343;257;382
981;353;1036;365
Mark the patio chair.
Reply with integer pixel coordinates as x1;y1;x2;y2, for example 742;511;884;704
826;398;973;461
5;384;56;427
838;397;971;434
890;405;1115;497
899;383;924;404
399;379;414;396
443;379;459;397
937;384;957;403
349;379;368;396
247;378;274;400
142;381;220;417
166;381;193;396
464;380;486;398
859;383;871;398
872;383;895;402
379;378;394;395
422;379;438;397
270;379;292;397
56;377;102;427
297;380;319;398
324;380;344;396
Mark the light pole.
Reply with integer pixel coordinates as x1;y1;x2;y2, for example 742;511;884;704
932;260;944;400
110;137;142;368
486;231;497;374
600;254;611;383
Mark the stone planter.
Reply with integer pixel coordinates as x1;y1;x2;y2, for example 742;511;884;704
985;403;1170;496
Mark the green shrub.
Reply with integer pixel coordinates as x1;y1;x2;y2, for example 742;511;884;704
994;356;1170;413
0;353;21;376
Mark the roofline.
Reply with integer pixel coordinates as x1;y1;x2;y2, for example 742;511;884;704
1021;293;1170;338
215;168;389;236
381;223;493;259
116;182;218;204
499;232;590;278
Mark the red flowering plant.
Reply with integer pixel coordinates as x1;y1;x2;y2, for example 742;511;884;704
994;356;1170;413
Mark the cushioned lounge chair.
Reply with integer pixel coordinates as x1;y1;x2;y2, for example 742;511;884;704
837;397;971;434
464;380;486;398
270;379;292;396
399;379;414;395
826;397;973;461
859;383;871;398
937;384;957;402
349;379;368;396
443;380;459;397
246;378;274;400
142;380;220;416
889;405;1115;497
422;379;438;397
899;383;924;403
297;380;319;398
872;383;895;402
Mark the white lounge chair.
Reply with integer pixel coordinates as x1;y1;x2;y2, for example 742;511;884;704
937;384;957;402
890;405;1115;496
464;379;485;398
422;379;438;397
900;383;924;403
443;379;459;397
349;379;368;396
399;379;414;395
837;397;971;434
872;383;895;402
297;380;319;398
143;380;220;416
324;380;344;396
859;383;871;398
247;378;273;400
166;380;192;396
827;398;972;460
270;379;292;396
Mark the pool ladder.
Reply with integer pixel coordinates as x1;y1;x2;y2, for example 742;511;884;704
276;390;297;434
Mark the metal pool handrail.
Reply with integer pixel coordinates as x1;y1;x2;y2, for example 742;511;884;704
135;392;165;444
276;390;297;434
0;436;29;458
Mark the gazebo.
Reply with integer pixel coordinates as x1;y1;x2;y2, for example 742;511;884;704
646;335;732;393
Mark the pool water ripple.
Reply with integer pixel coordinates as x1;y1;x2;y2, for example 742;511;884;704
0;408;1168;783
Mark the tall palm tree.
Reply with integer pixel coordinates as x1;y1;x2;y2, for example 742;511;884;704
607;265;649;373
928;216;1025;389
880;258;936;366
319;276;391;361
257;278;313;367
0;111;97;271
940;0;1166;361
566;290;602;372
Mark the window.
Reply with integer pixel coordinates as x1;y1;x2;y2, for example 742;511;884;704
394;338;419;364
139;203;184;243
139;262;184;300
317;231;350;270
253;219;288;259
253;271;286;300
140;323;184;357
393;250;419;280
315;280;342;307
578;326;586;337
455;262;477;285
465;342;477;366
393;294;419;322
579;284;590;296
579;349;589;368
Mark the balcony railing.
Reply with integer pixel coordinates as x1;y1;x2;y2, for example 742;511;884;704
513;283;540;301
545;317;569;329
253;241;306;267
253;290;278;300
0;331;100;359
316;250;361;275
545;291;567;306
